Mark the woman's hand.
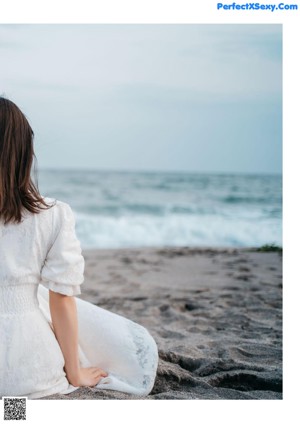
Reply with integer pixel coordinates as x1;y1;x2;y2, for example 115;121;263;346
49;293;108;388
67;366;108;388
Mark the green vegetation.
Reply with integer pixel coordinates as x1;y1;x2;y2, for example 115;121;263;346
256;243;282;253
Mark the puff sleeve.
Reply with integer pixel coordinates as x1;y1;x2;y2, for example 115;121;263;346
40;201;85;296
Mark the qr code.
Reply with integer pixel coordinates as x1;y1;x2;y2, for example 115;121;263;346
3;397;26;421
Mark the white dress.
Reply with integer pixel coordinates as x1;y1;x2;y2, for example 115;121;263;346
0;198;158;399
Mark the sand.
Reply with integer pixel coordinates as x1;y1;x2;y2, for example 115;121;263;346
42;246;282;400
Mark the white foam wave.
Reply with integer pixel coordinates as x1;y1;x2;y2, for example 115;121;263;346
74;211;282;250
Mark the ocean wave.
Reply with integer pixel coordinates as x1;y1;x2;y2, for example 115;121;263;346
222;195;282;204
74;211;282;250
39;170;282;249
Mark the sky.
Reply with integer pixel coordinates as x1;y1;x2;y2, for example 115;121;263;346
0;24;282;174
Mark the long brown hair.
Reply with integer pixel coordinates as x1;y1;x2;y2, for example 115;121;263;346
0;96;54;224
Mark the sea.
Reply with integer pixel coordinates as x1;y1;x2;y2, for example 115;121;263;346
37;169;282;250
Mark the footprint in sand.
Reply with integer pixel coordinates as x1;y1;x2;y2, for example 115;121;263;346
187;326;201;333
157;328;185;339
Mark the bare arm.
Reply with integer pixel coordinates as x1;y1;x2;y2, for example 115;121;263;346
49;290;108;387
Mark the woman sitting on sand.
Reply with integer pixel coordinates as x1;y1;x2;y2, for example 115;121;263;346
0;96;159;399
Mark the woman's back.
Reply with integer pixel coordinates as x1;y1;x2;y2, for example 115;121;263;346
0;198;84;294
1;197;55;286
0;198;86;398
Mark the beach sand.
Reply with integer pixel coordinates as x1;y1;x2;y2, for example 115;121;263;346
42;246;282;400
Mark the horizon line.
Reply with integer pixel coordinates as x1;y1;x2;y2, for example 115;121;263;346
36;167;282;177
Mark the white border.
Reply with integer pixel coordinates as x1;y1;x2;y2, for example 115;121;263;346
1;0;298;423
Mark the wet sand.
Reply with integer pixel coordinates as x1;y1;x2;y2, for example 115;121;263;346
43;246;282;400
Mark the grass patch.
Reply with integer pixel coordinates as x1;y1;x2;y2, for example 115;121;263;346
255;243;282;253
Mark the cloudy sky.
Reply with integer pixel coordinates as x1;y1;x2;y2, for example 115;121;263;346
0;24;282;174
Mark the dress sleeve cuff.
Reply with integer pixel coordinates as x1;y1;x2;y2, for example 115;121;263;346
41;279;82;296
